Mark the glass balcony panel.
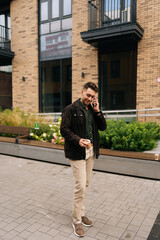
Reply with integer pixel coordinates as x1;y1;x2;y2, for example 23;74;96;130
88;0;135;30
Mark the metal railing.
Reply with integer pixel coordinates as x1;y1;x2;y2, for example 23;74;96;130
36;108;160;123
103;108;160;122
0;25;11;50
36;112;62;123
88;0;136;30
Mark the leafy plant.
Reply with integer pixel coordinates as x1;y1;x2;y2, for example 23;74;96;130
29;118;64;145
99;120;160;152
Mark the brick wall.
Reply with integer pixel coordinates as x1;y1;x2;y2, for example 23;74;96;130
72;0;99;101
137;0;160;110
11;0;39;113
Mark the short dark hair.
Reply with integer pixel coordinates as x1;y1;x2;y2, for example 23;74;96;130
83;82;98;93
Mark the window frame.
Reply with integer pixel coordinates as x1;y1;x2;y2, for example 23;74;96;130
40;0;72;35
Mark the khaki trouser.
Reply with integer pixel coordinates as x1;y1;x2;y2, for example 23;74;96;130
70;151;94;224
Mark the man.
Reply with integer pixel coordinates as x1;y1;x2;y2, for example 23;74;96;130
60;82;107;237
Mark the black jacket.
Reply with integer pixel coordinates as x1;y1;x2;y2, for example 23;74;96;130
60;99;107;160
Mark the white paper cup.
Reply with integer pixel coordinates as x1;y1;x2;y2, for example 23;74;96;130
86;139;92;149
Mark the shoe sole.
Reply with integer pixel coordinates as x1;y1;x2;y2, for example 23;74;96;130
72;223;85;237
82;222;93;227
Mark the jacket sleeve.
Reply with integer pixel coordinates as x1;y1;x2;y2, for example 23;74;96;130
60;107;81;145
94;111;107;131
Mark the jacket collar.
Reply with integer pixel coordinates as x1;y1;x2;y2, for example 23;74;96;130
72;98;92;111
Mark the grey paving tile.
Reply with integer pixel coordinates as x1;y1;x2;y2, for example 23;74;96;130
17;230;32;239
0;229;7;237
27;231;53;240
26;222;42;232
0;154;160;240
100;224;126;238
1;230;19;240
47;228;60;237
106;236;119;240
12;237;25;240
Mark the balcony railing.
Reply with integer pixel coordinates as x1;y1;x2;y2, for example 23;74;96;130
0;25;11;50
88;0;136;30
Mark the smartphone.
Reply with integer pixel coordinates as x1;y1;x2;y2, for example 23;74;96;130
92;98;97;107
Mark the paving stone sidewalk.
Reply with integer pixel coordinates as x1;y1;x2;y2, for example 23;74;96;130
0;154;160;240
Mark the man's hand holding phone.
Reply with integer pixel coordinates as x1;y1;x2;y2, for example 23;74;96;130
92;98;100;112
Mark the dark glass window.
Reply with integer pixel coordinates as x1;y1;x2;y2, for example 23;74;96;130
99;50;137;110
0;66;12;109
40;58;72;112
111;60;120;78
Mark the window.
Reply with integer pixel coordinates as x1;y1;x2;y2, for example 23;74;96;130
41;23;49;34
0;15;5;26
40;0;72;61
111;60;120;78
52;0;59;18
51;20;60;32
63;0;72;16
40;59;72;112
62;18;72;30
99;50;137;110
41;1;48;21
39;0;72;113
40;0;72;34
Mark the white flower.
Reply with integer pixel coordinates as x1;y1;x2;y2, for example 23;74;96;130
30;133;34;136
53;133;57;138
43;133;47;137
49;124;53;128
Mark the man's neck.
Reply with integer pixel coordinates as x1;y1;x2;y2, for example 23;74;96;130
80;99;88;110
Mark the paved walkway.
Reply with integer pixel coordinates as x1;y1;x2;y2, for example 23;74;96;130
0;154;160;240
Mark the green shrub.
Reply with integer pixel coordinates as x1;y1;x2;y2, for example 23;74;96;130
99;120;160;152
0;109;160;150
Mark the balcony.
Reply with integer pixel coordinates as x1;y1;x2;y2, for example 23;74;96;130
0;25;14;65
81;0;144;47
0;25;11;49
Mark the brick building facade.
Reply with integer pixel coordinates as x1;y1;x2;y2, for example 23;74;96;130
137;0;160;110
11;0;39;112
0;0;160;115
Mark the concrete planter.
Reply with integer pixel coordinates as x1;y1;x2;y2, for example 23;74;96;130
0;140;160;179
